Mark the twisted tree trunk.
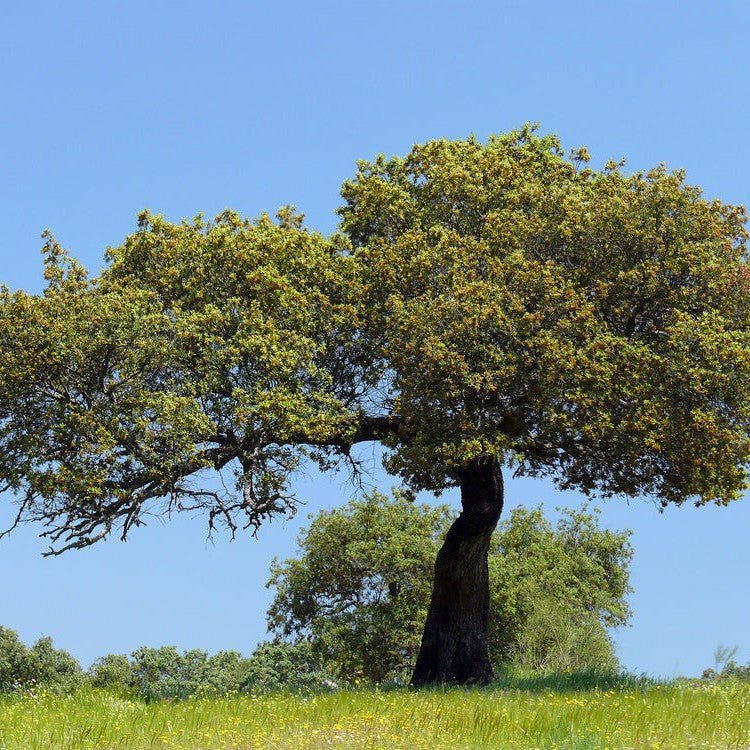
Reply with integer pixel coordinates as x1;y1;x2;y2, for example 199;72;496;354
411;456;503;685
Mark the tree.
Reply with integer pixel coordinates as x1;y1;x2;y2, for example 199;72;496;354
488;504;631;672
88;653;134;693
1;127;749;685
240;641;331;692
267;489;452;683
29;635;84;689
0;627;39;690
267;490;631;682
86;644;328;697
0;626;82;691
127;646;253;701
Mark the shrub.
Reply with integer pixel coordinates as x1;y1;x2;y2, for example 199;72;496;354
0;627;38;690
88;653;134;693
127;646;254;701
31;636;84;689
509;594;618;673
0;626;82;691
702;646;750;681
240;641;331;692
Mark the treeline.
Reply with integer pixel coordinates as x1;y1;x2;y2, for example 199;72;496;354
6;493;740;698
0;628;328;699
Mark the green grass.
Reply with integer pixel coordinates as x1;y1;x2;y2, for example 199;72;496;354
1;679;749;749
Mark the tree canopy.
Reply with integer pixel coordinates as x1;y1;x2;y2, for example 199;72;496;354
1;126;749;555
340;132;750;498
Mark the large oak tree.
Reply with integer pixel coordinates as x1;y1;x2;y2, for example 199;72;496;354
2;127;750;685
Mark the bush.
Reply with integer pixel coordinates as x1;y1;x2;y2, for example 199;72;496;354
240;641;331;692
702;646;750;681
0;627;38;690
488;504;632;671
266;490;454;684
31;636;84;689
128;646;253;701
90;642;330;699
509;595;618;673
0;626;82;691
88;653;134;693
202;650;255;694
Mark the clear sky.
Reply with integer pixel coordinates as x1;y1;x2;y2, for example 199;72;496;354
1;0;749;678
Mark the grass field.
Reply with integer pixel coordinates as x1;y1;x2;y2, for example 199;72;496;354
1;678;749;750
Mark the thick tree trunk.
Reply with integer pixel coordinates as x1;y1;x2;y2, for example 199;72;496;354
411;456;503;686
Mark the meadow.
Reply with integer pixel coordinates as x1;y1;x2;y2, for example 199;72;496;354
1;678;749;750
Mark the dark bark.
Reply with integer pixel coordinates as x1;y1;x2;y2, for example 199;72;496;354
411;455;503;686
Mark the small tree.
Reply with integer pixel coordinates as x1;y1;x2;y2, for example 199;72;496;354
88;642;327;696
88;653;134;692
127;646;253;701
0;627;38;690
267;491;631;682
30;636;84;689
268;490;450;683
509;596;618;673
489;505;631;668
240;641;330;692
0;627;82;691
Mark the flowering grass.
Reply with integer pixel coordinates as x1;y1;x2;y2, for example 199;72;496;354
1;679;749;749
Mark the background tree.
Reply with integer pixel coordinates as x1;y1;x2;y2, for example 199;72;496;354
489;505;631;672
2;128;749;685
87;642;329;697
125;646;254;701
239;641;331;693
88;653;134;694
267;489;451;683
0;627;39;690
0;627;82;692
267;490;632;682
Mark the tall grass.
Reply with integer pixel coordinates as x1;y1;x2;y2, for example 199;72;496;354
1;679;748;749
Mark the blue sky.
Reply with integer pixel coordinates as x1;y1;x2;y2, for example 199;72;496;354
2;0;749;677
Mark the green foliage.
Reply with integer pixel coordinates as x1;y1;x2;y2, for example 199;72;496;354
240;641;331;692
267;489;451;683
267;490;631;681
718;662;750;681
0;627;38;690
702;645;750;681
0;212;370;551
508;597;617;673
0;626;82;691
713;644;740;671
340;128;750;500
88;653;134;693
128;646;253;701
86;643;328;700
488;504;632;669
29;636;84;689
202;649;256;694
2;129;749;552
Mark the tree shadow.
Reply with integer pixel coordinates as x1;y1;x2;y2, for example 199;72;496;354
488;668;659;693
